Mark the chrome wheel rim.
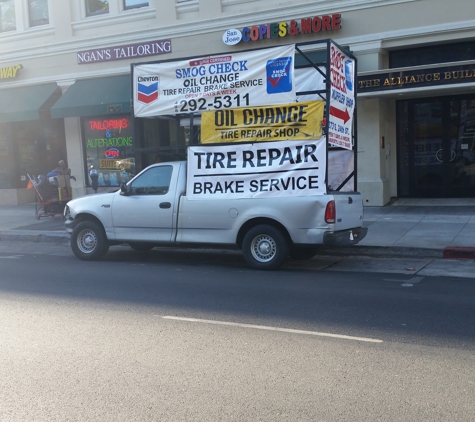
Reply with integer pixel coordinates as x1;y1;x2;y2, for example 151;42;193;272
77;228;98;254
250;234;277;263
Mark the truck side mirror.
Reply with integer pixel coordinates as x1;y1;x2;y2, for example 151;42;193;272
120;182;130;196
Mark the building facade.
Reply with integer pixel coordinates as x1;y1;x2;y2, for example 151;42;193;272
1;0;474;205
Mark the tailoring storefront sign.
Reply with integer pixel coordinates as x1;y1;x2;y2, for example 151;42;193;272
358;62;475;93
328;42;355;150
77;39;171;64
186;139;326;199
200;100;324;143
133;45;295;117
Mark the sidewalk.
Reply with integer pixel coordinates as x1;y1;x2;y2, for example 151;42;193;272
1;199;475;259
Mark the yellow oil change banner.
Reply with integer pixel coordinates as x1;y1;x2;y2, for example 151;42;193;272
200;100;324;144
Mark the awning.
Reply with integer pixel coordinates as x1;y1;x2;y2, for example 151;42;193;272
0;83;60;123
51;75;131;118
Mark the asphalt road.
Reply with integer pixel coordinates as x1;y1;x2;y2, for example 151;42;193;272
0;243;474;421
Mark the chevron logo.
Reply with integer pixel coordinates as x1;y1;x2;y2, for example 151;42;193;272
137;78;159;104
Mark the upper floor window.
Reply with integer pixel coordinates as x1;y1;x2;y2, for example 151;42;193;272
86;0;109;17
124;0;148;10
0;0;15;32
29;0;49;27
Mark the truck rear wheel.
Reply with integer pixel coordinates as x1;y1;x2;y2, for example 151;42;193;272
242;224;289;270
71;220;109;261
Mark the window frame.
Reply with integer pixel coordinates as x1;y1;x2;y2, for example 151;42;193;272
28;0;49;27
0;0;16;33
123;0;148;10
85;0;109;17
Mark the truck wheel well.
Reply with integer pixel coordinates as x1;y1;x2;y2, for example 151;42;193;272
75;213;106;236
237;218;291;247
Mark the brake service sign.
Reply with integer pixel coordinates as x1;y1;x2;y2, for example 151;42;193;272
186;139;326;200
133;45;296;117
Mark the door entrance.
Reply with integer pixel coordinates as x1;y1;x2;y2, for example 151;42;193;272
397;96;475;197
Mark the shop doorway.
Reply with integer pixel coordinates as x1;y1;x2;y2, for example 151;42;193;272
397;96;475;197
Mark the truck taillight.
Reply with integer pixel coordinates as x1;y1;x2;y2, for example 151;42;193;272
325;200;336;223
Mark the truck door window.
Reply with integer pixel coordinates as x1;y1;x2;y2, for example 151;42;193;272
130;166;172;195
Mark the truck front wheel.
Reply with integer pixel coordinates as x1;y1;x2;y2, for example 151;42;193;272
242;224;289;270
71;220;109;261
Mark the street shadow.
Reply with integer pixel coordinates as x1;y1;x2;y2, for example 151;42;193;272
0;245;474;349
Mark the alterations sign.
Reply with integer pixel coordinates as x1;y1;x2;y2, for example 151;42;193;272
200;100;324;144
133;45;295;117
328;42;355;150
186;139;326;200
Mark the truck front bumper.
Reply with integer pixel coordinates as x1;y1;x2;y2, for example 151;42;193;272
64;217;79;236
323;227;368;247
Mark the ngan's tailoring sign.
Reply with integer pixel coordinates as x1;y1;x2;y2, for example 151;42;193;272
358;62;475;93
186;139;326;200
77;39;171;64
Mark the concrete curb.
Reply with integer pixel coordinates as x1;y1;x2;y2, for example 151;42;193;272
0;231;69;244
318;245;444;259
443;247;475;259
0;232;474;261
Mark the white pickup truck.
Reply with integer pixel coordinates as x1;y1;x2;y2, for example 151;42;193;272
65;160;367;270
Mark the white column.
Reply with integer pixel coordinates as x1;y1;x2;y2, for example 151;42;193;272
154;0;177;25
199;0;221;18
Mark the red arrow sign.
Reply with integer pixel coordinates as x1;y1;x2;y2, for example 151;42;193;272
330;106;351;124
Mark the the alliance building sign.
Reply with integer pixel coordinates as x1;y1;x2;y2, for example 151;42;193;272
358;62;475;93
77;39;171;64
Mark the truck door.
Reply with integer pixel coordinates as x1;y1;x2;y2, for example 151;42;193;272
111;165;175;242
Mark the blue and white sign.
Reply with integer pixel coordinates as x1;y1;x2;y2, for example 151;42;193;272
133;45;296;117
222;29;242;46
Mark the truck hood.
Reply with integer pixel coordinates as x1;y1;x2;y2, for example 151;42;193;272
66;192;115;217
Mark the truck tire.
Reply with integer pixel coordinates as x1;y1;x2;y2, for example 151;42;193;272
129;242;154;251
71;220;109;261
242;224;289;270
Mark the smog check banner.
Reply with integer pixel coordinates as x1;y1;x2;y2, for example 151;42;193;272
133;45;295;117
200;100;324;144
186;139;326;200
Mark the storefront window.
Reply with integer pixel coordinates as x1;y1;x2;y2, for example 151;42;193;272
0;123;14;188
83;116;135;188
29;0;49;26
0;0;16;32
135;117;187;168
397;96;475;198
124;0;148;9
0;120;66;189
86;0;109;16
390;41;475;68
